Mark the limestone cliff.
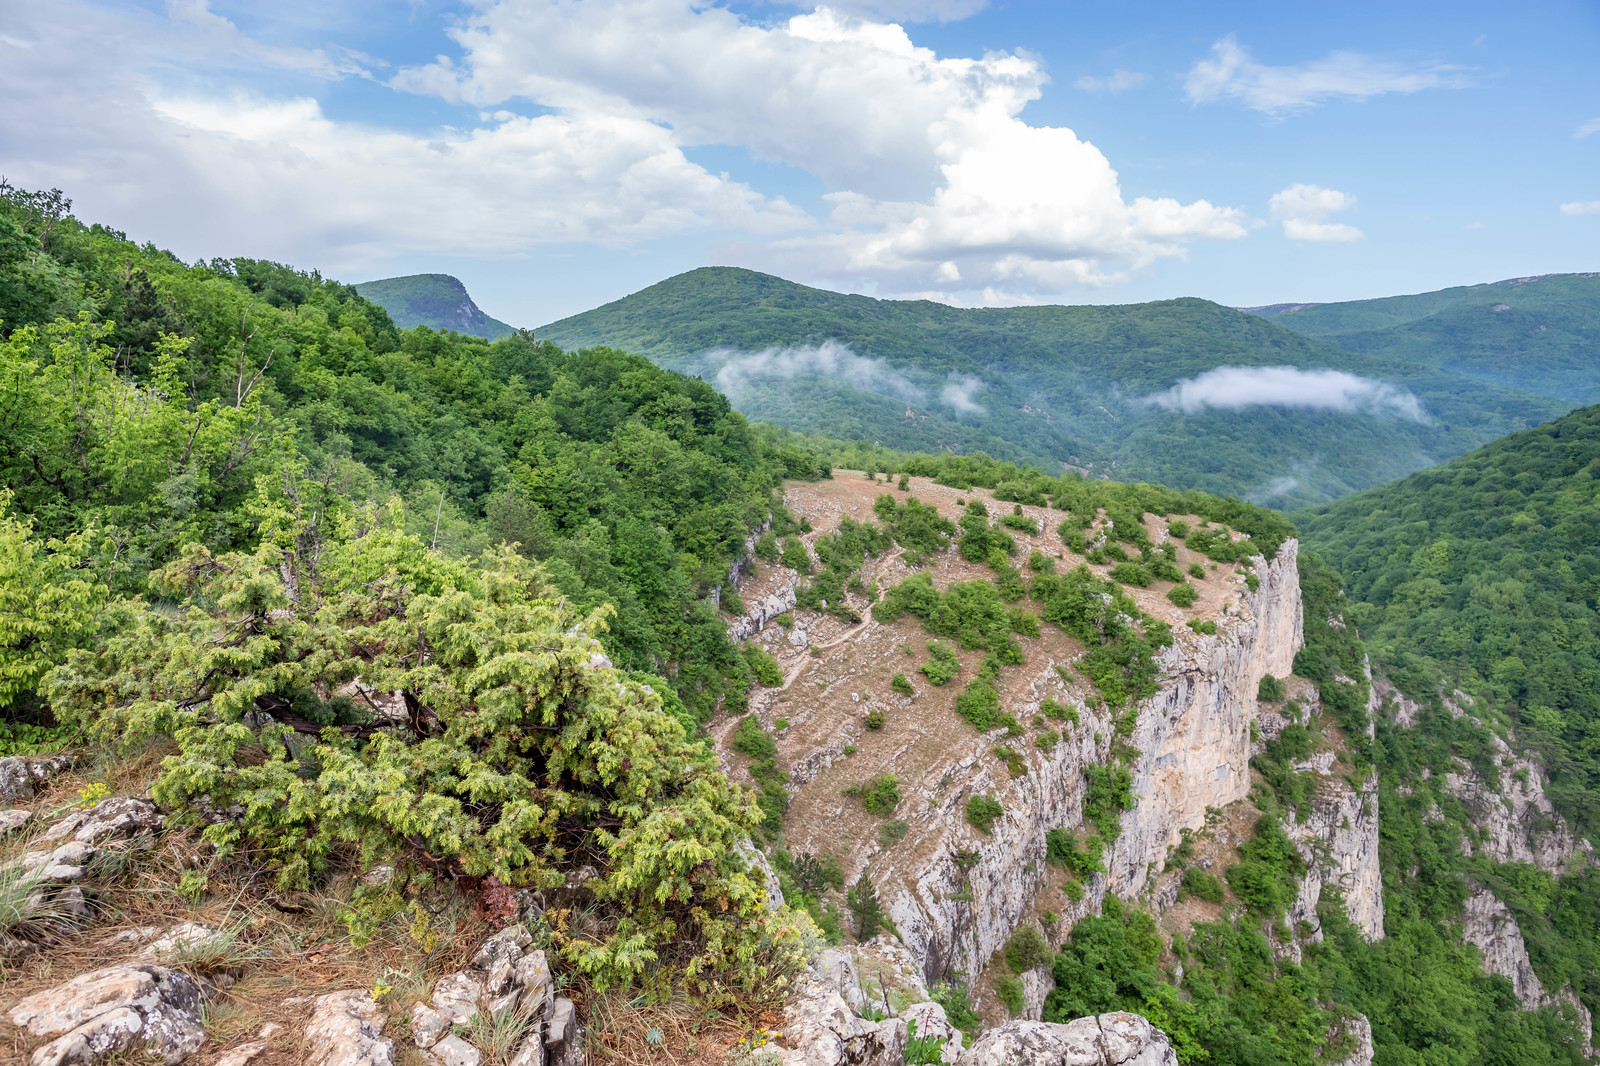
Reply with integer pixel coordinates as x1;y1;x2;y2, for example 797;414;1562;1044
878;541;1305;984
1461;888;1594;1056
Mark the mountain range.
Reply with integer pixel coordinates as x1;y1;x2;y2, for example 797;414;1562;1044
354;266;1600;509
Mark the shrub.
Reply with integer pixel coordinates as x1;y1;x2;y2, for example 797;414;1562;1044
1027;550;1055;573
1226;816;1304;918
47;532;807;996
996;975;1025;1015
1257;674;1287;702
1108;562;1153;587
879;820;909;847
1188;562;1206;580
1046;829;1105;877
1166;583;1198;608
1035;729;1059;749
1083;764;1135;840
1180;867;1225;905
930;982;981;1036
864;708;885;731
774;611;793;628
721;588;745;615
891;673;914;696
1005;925;1053;972
755;531;779;562
1000;511;1040;535
919;641;961;686
1151;558;1184;583
1040;698;1079;725
743;644;785;687
849;773;901;816
1167;519;1190;538
780;536;812;573
993;745;1028;778
1187;619;1217;635
967;794;1004;833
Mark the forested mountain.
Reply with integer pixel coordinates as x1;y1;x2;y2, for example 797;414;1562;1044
1250;272;1600;408
538;267;1571;509
354;272;517;340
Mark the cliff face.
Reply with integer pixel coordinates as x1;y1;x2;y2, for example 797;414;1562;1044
881;541;1307;983
1285;770;1385;942
1461;888;1595;1056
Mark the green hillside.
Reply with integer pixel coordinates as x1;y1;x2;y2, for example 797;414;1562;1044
354;272;517;339
539;267;1567;509
1249;272;1600;405
1298;402;1600;840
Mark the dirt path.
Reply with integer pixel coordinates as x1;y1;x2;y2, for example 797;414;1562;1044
777;545;905;689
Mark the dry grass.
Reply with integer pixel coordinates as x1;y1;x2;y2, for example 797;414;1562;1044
584;986;777;1066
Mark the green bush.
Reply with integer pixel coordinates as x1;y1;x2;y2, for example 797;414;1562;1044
1187;618;1218;635
755;531;779;562
1167;519;1191;538
1000;510;1040;535
891;673;914;696
780;536;812;573
1083;764;1135;840
1188;562;1206;580
1225;816;1304;918
47;529;806;996
1181;867;1225;904
1151;558;1185;583
864;708;885;730
1109;562;1153;587
1040;698;1079;725
879;820;909;847
1166;582;1198;608
850;773;901;816
919;641;961;686
743;644;785;687
967;794;1004;833
1027;549;1055;573
1257;674;1287;702
1004;925;1053;972
847;875;889;940
996;975;1025;1016
1046;829;1105;877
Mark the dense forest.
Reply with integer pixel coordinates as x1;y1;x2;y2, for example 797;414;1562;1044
536;266;1572;508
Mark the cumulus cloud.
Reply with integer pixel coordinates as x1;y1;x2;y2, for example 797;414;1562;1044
1269;184;1362;243
1074;69;1148;94
1560;201;1600;216
711;341;925;403
0;0;1250;301
777;0;990;21
940;374;986;414
1576;118;1600;139
1185;35;1470;116
1142;366;1425;420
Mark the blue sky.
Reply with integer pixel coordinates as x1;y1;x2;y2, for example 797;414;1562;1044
2;0;1596;326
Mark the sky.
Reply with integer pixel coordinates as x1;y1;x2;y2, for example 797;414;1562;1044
1;0;1597;327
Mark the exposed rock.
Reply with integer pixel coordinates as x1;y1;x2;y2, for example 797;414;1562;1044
901;1001;962;1064
879;543;1303;984
431;972;485;1026
778;977;903;1066
0;755;73;805
729;584;800;643
1019;969;1053;1022
303;989;395;1066
428;1034;484;1066
817;949;868;1013
1285;770;1384;942
850;935;929;1008
958;1013;1178;1066
1441;738;1590;875
1461;888;1594;1056
546;996;577;1047
1321;1013;1375;1066
7;964;207;1065
214;1040;269;1066
410;1003;451;1049
0;808;33;833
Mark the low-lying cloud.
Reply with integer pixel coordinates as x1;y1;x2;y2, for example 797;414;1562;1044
1142;366;1425;420
940;374;987;415
711;340;925;404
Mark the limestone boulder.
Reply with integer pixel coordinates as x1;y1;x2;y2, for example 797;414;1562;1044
6;963;207;1066
955;1014;1178;1066
303;989;394;1066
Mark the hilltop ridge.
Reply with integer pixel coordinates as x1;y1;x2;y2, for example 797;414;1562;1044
354;272;517;339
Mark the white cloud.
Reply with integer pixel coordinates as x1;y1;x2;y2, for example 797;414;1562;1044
1074;69;1148;94
1185;35;1469;115
940;374;986;414
778;0;990;21
1269;184;1362;243
710;340;924;403
1576;118;1600;139
0;0;1249;301
1143;366;1425;420
1560;200;1600;216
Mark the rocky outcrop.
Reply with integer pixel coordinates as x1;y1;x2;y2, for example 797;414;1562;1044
406;923;568;1066
7;964;208;1066
956;1013;1178;1066
729;584;799;644
1285;770;1384;941
303;990;395;1066
1460;888;1594;1053
1322;1013;1375;1066
879;542;1304;983
778;976;908;1066
1442;740;1590;875
0;755;74;805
